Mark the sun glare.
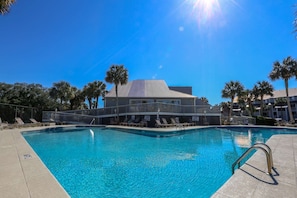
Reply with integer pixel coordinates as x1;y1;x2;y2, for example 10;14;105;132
186;0;222;24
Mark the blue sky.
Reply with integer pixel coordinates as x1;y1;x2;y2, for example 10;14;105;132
1;0;297;105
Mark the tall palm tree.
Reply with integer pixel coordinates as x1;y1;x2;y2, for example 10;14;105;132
105;65;128;122
253;81;274;116
269;56;297;123
0;0;15;15
221;81;244;122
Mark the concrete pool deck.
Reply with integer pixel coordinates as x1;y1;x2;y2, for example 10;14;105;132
0;125;296;197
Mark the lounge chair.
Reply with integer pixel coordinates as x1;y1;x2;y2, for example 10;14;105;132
120;117;128;126
128;117;140;127
0;118;8;130
161;118;174;127
170;117;190;127
139;118;148;127
155;119;168;128
155;119;172;127
15;117;25;125
30;118;39;124
30;118;43;126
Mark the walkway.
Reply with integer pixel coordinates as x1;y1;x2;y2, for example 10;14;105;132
0;126;69;198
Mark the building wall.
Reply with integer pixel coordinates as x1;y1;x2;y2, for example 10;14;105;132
105;97;195;107
168;86;192;95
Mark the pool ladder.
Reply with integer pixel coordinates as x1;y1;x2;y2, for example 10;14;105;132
90;118;95;125
232;143;274;175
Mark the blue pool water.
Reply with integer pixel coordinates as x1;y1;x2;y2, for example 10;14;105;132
22;126;297;198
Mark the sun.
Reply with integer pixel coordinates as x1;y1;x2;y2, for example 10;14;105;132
186;0;221;23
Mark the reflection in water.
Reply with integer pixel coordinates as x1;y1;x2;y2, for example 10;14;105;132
89;129;94;142
235;129;252;148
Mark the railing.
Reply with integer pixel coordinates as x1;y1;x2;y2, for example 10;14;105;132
90;118;95;125
232;143;274;175
42;103;221;124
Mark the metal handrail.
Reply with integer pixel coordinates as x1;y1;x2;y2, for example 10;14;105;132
90;118;95;125
254;143;274;168
232;143;273;175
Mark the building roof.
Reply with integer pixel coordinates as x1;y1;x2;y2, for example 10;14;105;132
233;88;297;103
263;88;297;100
105;80;197;98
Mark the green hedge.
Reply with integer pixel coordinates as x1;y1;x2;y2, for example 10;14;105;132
255;116;276;126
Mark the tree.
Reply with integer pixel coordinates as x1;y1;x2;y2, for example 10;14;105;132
238;89;256;116
82;81;106;109
0;82;56;122
83;82;96;109
93;81;106;108
0;0;15;15
221;81;244;122
199;97;209;104
105;65;128;122
253;81;274;116
269;56;297;123
69;87;85;110
49;81;73;110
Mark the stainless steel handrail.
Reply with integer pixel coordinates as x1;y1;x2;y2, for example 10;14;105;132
254;143;274;168
90;118;95;125
232;143;273;175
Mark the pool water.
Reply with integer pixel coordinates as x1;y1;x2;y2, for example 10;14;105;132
22;127;297;198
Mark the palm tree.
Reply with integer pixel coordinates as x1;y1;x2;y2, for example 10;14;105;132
69;87;85;110
199;97;209;104
82;81;106;109
82;82;95;109
221;81;244;122
269;56;297;123
253;81;274;116
105;65;128;122
238;89;255;116
49;81;73;110
93;81;106;108
0;0;15;15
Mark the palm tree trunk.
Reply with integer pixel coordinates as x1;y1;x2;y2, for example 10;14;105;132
96;96;99;108
285;80;294;123
229;98;233;123
260;96;264;116
88;98;92;109
248;100;253;116
115;85;119;123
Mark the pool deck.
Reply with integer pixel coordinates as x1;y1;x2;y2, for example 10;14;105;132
0;125;297;197
212;134;297;198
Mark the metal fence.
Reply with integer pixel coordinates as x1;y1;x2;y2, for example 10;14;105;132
0;102;38;123
42;102;222;125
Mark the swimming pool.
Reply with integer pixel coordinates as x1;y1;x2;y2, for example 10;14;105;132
22;126;297;198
